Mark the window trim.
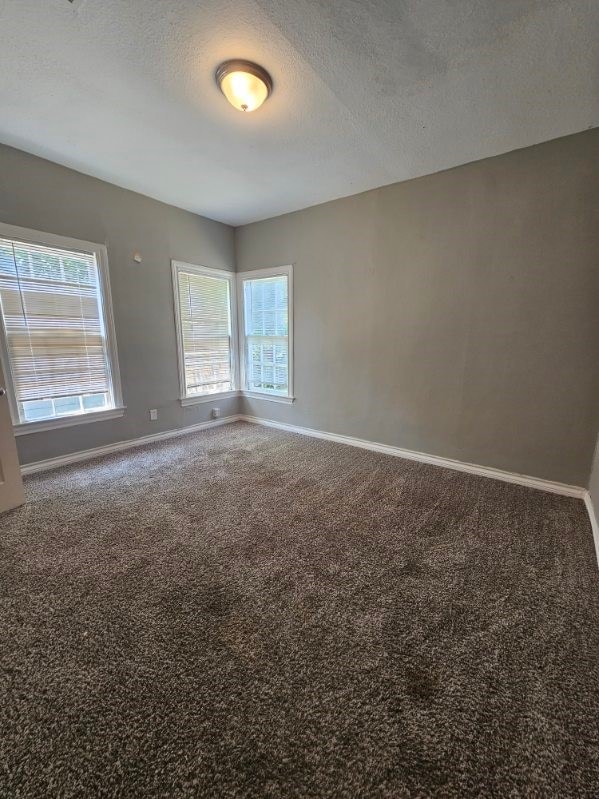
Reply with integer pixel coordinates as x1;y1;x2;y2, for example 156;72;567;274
171;260;238;405
13;407;126;437
236;265;294;402
0;222;124;433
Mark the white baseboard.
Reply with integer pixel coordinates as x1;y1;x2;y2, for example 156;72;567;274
583;492;599;567
21;415;242;476
239;415;586;499
242;416;599;565
19;411;598;566
21;411;586;498
21;410;589;503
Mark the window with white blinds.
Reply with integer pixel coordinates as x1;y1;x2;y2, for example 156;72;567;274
239;266;293;399
0;229;121;427
172;263;236;399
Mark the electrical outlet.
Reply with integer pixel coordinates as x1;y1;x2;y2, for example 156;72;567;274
149;409;158;421
211;407;220;419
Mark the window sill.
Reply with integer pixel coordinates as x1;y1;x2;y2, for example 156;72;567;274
241;391;295;405
14;407;126;436
180;391;239;407
180;391;295;406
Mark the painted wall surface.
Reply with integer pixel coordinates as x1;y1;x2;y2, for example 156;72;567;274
0;144;237;465
590;436;599;509
236;129;599;486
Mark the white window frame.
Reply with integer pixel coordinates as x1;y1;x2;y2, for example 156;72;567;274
236;265;294;404
171;261;238;406
0;222;124;436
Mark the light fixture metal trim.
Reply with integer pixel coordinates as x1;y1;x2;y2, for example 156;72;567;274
215;60;273;111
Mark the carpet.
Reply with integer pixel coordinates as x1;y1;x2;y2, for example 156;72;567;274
0;421;598;798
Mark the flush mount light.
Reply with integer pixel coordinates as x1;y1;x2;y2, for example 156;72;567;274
215;60;272;112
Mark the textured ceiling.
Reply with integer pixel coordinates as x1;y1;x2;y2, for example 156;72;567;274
0;0;597;225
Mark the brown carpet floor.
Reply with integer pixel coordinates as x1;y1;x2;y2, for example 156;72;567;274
1;421;598;798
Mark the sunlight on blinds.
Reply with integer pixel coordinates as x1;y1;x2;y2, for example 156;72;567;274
177;270;233;396
243;275;288;395
0;238;114;423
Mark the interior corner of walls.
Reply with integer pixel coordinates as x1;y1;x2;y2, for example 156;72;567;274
237;395;251;417
588;432;599;502
221;394;243;417
232;226;242;272
233;394;243;415
180;395;243;424
2;145;239;466
583;491;599;569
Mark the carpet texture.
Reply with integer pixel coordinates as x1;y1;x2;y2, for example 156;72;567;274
1;421;598;798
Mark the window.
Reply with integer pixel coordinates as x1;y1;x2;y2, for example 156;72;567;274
172;262;237;403
238;266;293;402
0;224;123;433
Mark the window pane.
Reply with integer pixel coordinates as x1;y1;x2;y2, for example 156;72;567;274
21;399;53;422
82;393;108;411
243;274;289;395
177;269;233;397
53;396;82;416
0;236;117;424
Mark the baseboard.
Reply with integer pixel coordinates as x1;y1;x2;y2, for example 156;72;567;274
20;411;596;565
21;415;242;476
583;492;599;567
239;415;586;499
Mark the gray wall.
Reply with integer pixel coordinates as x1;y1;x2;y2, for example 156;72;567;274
0;144;238;465
236;129;599;486
4;131;598;483
590;435;599;510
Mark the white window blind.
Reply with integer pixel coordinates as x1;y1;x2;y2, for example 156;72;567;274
0;236;119;425
175;267;235;397
242;273;290;396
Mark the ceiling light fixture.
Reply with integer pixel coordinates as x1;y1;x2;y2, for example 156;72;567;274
215;60;272;112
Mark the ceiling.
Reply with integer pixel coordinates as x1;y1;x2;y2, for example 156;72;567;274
1;0;597;226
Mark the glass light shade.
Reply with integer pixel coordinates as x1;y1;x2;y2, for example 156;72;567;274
216;61;272;112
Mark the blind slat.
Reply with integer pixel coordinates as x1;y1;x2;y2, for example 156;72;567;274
0;237;114;420
177;270;233;396
243;276;289;395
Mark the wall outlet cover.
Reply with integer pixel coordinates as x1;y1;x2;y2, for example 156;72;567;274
149;409;158;421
